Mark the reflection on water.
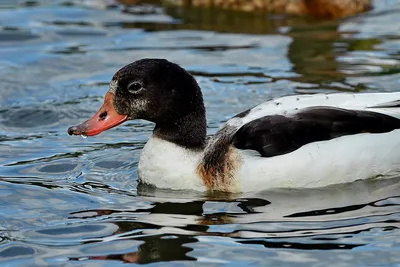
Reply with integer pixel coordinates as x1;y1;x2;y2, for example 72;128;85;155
4;177;398;265
0;0;400;266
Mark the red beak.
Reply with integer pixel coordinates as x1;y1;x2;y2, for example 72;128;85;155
68;92;128;136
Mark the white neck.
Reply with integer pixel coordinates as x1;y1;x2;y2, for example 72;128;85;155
138;136;206;191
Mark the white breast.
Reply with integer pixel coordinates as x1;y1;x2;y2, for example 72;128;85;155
138;136;206;191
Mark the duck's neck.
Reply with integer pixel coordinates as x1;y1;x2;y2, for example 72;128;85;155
153;109;207;151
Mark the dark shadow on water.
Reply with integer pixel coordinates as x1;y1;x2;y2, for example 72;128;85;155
72;235;197;264
69;197;271;219
239;239;363;250
286;194;400;218
0;27;40;42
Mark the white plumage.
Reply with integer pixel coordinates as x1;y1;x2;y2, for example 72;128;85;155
138;92;400;192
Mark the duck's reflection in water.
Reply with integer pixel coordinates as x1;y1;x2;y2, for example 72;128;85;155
87;235;197;264
69;177;400;264
68;198;268;264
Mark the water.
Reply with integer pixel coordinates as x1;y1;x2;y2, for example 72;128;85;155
0;0;400;266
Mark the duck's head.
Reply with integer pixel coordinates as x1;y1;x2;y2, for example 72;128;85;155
68;58;206;148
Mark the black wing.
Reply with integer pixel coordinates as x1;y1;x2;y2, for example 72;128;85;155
232;106;400;157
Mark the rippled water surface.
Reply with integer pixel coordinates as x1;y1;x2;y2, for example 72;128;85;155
1;0;400;266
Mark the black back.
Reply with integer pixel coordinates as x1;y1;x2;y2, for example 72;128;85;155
232;107;400;157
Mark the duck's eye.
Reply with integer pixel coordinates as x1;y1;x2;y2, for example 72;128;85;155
127;82;142;93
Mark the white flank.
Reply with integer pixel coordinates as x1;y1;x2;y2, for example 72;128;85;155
237;130;400;192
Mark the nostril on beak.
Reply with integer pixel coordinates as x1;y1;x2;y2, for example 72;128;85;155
99;111;107;121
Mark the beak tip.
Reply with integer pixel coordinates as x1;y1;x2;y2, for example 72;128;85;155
67;92;127;138
68;126;78;136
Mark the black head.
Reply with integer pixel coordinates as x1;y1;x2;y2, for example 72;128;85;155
111;59;204;124
68;59;207;150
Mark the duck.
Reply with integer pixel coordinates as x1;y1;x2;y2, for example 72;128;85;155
162;0;372;19
68;58;400;193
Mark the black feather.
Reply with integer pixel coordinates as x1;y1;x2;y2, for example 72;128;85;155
232;107;400;157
